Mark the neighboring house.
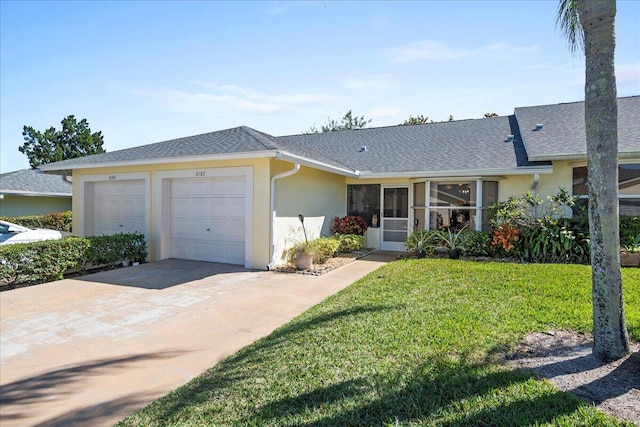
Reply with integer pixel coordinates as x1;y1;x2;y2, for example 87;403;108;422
0;169;72;217
39;96;640;270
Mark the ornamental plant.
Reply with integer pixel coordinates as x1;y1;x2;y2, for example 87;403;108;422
330;215;369;236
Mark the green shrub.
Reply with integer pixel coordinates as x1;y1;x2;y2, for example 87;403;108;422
0;233;147;288
332;234;365;253
459;230;492;256
517;218;590;264
311;237;341;263
1;237;89;287
1;211;73;232
85;233;147;266
620;216;640;246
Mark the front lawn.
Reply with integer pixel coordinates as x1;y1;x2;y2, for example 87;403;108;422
119;260;640;426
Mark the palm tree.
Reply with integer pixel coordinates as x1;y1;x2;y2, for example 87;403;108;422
557;0;629;361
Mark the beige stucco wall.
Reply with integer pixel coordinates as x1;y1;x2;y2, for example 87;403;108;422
273;160;346;235
0;195;71;217
71;158;272;269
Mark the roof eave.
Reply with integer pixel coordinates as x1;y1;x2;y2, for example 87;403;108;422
37;151;278;173
357;166;554;179
276;151;360;177
0;190;72;197
528;151;640;162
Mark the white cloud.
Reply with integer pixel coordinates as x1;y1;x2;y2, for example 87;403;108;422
136;83;344;115
383;40;539;64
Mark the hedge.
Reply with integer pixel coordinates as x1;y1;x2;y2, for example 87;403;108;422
0;232;147;289
1;211;73;232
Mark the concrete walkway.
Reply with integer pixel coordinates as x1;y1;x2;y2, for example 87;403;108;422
0;252;396;427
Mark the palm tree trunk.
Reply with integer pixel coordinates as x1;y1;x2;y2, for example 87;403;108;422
578;0;629;361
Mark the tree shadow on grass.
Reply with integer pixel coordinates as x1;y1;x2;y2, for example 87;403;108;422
241;361;584;426
120;304;400;424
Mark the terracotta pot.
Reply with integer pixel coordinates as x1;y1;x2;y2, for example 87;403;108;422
296;253;314;270
620;252;640;267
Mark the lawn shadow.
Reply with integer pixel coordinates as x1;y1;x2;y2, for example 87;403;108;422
241;361;583;426
0;351;184;423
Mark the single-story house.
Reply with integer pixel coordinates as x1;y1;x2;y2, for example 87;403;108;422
0;169;72;217
39;96;640;270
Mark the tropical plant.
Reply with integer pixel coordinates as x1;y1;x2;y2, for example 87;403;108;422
330;215;369;236
403;229;440;257
459;230;492;257
557;0;630;360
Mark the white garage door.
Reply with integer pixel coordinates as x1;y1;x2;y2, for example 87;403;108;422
93;180;146;236
170;176;246;265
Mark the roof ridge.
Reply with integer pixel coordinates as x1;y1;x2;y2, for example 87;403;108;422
240;126;281;150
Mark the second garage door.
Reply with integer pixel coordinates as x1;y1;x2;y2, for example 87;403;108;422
170;176;246;265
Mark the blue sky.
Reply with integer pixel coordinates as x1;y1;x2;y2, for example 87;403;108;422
1;0;639;173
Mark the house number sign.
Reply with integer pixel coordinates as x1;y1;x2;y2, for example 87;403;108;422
196;171;206;177
108;175;116;180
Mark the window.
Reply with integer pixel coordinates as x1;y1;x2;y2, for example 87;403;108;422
347;184;380;226
572;163;640;216
413;180;498;231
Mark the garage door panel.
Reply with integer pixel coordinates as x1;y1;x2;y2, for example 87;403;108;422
169;176;247;265
93;180;145;236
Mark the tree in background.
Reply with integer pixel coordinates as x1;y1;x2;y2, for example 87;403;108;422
557;0;629;361
305;110;372;134
483;112;499;118
401;115;431;125
20;115;105;168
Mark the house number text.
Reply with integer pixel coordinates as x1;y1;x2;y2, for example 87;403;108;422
108;175;116;180
196;171;206;177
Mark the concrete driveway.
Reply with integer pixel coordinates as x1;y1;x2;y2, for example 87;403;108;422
0;252;395;426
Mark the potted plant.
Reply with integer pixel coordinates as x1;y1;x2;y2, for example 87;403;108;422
287;240;316;270
434;226;467;259
620;234;640;267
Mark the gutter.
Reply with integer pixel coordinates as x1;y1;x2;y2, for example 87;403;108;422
267;163;301;270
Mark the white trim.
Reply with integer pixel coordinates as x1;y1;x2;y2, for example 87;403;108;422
276;151;359;177
155;166;253;269
77;172;151;242
39;151;275;172
530;151;640;162
359;166;554;179
380;184;410;251
0;190;71;197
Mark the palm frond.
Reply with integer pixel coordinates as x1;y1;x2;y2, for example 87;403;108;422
556;0;584;54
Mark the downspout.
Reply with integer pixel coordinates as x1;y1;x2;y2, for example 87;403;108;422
267;163;301;270
530;173;540;219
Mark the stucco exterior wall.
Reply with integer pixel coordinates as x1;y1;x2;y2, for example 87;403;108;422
272;160;346;236
0;195;71;217
71;158;272;269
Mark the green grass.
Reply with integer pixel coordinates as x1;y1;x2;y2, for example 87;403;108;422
119;260;640;426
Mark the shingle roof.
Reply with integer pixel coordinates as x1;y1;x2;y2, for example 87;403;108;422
514;95;640;161
0;169;72;196
37;97;639;177
38;126;280;169
279;115;545;174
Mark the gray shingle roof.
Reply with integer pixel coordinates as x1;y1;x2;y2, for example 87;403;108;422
514;95;640;161
279;115;543;174
0;169;72;196
37;97;639;177
39;126;280;169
